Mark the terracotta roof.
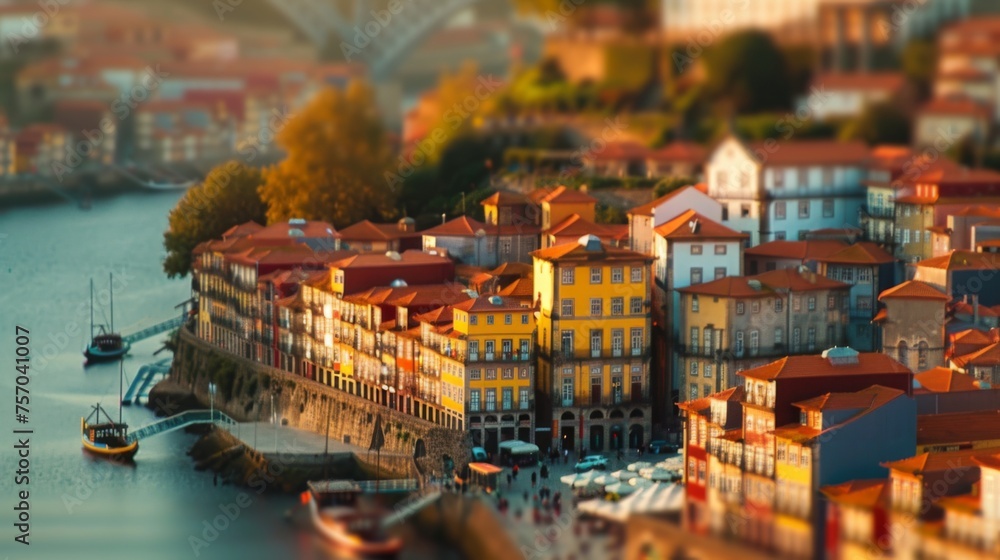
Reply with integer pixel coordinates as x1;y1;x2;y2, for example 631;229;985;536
451;295;534;313
821;480;889;509
745;240;847;260
950;205;1000;218
222;221;264;238
489;262;532;277
529;185;597;205
647;141;706;163
676;276;776;298
711;386;745;402
952;343;1000;368
254;220;339;240
481;190;529;207
915;367;980;393
338;220;416;242
412;306;454;325
530;236;652;264
793;385;905;411
498;278;534;298
331;249;451;269
751;267;850;292
587;140;650;162
628;185;703;217
678;396;712;414
879;281;949;301
814;242;894;265
953;301;999;317
872;308;888;323
422;215;538;237
973;450;1000;472
747;139;870;166
813;72;905;92
916;250;1000;271
882;447;1000;475
936;494;981;515
739;351;910;381
771;424;821;443
547;214;621;239
343;283;470;308
653;210;747;241
917;412;1000;446
951;329;993;357
919;95;992;118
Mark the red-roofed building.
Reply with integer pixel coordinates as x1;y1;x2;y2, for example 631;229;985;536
328;249;455;297
915;94;993;149
878;280;950;371
802;72;908;120
814;242;897;351
914;367;981;394
646;141;707;179
528;185;598;232
913;250;1000;305
821;479;892;560
627;185;721;256
421;215;539;268
338;218;421;253
745;239;848;275
544;213;628;249
706;135;871;246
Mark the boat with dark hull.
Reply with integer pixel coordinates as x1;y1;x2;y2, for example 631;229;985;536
84;274;129;363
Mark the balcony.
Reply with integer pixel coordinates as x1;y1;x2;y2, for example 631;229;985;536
861;205;894;219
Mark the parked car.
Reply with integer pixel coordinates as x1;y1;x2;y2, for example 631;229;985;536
574;455;609;473
647;440;678;454
471;446;488;462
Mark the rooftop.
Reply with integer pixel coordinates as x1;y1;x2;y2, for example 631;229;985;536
746;139;871;166
882;447;1000;476
814;242;895;265
338;219;418;242
739;349;910;381
451;294;534;313
917;411;1000;446
793;385;906;412
481;190;530;207
914;367;981;393
812;72;905;92
745;240;847;260
531;235;652;264
528;185;598;205
331;250;452;269
879;280;949;301
653;210;747;241
916;250;1000;271
820;480;889;509
627;185;705;217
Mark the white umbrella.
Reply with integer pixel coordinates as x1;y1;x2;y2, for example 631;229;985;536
572;470;602;490
628;477;653;488
616;470;638;481
592;474;614;486
643;467;677;482
656;456;684;471
604;482;638;496
627;461;652;472
560;473;578;486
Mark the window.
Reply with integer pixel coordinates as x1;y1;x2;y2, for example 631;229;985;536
631;267;643;283
807;328;816;351
590;329;602;357
612;329;624;357
486;368;497;380
590;267;602;284
590;298;602;316
775;201;786;220
750;330;759;354
857;296;872;311
561;299;574;317
691;267;703;285
611;297;624;316
485;389;496;411
470;315;478;325
774;168;785;188
630;297;643;314
611;268;624;283
704;329;713;356
561;268;574;285
793;297;801;312
735;331;744;355
690;384;698;400
519;367;528;379
801;449;810;468
562;378;573;406
690;327;699;353
722;207;729;221
822;199;834;218
752;301;760;314
486;314;495;325
797;168;808;188
715;267;726;280
857;268;872;284
470;369;481;380
792;328;801;352
822;168;834;186
798;201;810;219
504;314;512;325
691;244;703;255
521;314;529;324
631;328;643;355
691;361;699;377
469;341;479;360
775;327;783;346
736;301;745;315
502;366;514;379
470;390;481;411
560;331;574;354
519;387;530;409
714;244;727;255
741;204;751;218
774;298;783;312
808;297;816;311
704;363;712;378
774;231;786;240
827;296;836;310
692;295;699;312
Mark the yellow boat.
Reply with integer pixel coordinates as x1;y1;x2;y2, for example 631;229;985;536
81;415;138;461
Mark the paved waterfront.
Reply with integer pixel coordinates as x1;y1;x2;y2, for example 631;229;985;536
223;421;361;456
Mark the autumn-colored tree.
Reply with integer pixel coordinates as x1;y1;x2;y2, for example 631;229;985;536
259;82;396;227
162;161;267;278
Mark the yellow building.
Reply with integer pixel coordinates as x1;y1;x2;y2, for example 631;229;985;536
532;234;654;454
529;185;598;231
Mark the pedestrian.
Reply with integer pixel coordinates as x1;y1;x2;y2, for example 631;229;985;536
507;473;513;488
541;464;549;480
512;463;520;480
524;490;529;503
563;448;569;464
531;471;537;488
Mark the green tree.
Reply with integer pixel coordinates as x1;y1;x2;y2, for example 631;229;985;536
259;82;396;226
162;161;267;278
596;203;628;224
840;101;911;145
703;31;792;114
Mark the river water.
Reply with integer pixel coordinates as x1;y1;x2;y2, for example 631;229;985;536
0;192;438;560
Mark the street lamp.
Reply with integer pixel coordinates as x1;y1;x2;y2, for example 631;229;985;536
208;382;217;425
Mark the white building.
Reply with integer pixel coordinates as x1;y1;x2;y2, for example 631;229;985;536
627;185;721;256
661;0;820;43
705;136;870;246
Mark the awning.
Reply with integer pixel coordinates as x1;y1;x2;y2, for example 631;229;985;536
469;462;503;475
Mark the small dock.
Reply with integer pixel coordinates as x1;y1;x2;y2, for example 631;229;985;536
122;358;172;405
121;315;185;345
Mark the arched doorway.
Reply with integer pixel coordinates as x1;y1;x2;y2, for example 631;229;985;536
610;425;624;450
590;425;605;452
414;438;427;460
560;411;576;453
897;340;908;368
629;424;644;449
501;414;516;442
518;414;531;443
484;415;499;456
